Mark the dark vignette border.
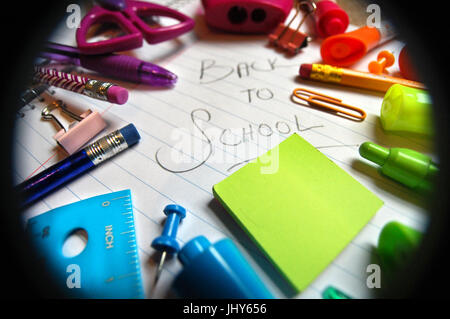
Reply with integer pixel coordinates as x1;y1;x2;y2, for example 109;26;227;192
1;0;449;300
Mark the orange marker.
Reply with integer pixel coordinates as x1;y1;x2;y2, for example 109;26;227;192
321;23;395;67
299;63;425;92
368;50;395;74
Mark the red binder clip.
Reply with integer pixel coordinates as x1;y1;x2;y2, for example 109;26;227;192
268;0;316;54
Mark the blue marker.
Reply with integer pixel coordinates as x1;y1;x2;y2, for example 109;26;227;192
151;204;186;284
173;236;274;298
17;124;140;207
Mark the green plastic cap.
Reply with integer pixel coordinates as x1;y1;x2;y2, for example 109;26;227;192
322;286;352;299
377;221;422;273
359;142;390;166
359;141;438;192
380;84;433;135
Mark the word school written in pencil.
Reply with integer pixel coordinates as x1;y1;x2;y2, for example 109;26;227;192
155;108;323;174
220;114;322;146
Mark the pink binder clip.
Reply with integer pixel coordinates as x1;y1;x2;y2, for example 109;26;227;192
41;100;107;154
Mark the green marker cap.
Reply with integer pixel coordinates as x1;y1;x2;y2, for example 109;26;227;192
358;142;390;166
359;141;438;192
322;286;352;299
377;221;422;273
380;84;433;135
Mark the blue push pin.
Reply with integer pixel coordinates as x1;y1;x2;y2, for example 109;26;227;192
151;204;186;284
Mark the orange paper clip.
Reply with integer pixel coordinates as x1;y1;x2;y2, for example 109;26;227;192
292;88;367;121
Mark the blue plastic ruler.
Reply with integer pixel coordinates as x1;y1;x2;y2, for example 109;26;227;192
27;189;145;298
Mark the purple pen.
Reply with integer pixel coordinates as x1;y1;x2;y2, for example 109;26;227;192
41;42;177;87
97;0;126;11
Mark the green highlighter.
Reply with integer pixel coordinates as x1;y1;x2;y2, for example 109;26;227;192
359;142;438;192
377;221;422;273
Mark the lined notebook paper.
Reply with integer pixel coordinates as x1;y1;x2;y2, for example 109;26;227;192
14;0;432;298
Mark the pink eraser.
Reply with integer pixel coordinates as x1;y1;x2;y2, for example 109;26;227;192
107;86;129;105
299;63;312;79
54;110;107;154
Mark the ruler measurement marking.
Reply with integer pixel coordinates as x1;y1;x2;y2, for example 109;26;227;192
120;229;135;235
105;276;115;283
117;271;139;280
111;195;131;201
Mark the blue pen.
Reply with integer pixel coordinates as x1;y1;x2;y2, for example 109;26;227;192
17;124;140;208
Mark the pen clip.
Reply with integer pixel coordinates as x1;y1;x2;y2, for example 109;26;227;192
292;88;367;121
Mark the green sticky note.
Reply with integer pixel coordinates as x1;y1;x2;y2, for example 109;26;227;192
213;133;383;292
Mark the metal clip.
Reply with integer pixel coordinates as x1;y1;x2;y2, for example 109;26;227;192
41;100;107;154
268;0;316;54
292;88;367;121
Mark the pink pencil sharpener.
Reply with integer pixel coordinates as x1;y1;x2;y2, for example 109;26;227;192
201;0;293;34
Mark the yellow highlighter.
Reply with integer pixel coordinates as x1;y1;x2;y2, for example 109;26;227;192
380;84;434;136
